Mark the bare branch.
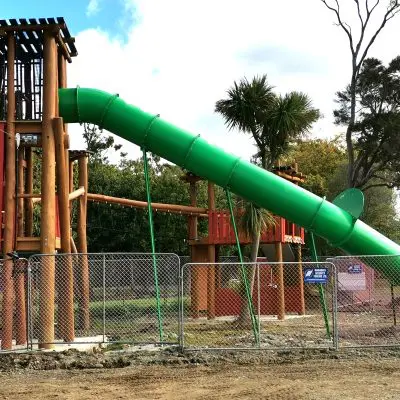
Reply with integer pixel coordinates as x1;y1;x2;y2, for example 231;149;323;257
362;182;394;191
367;0;381;15
320;0;355;53
357;2;400;70
354;0;364;26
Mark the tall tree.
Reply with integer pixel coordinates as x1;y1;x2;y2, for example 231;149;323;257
288;138;400;254
83;123;122;163
216;75;319;323
334;56;400;189
320;0;400;187
215;76;319;170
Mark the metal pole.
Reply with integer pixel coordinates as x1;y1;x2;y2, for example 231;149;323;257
332;263;339;350
225;189;259;344
257;262;261;348
103;254;106;343
27;258;33;351
179;264;185;350
142;149;163;342
309;232;331;338
391;283;397;327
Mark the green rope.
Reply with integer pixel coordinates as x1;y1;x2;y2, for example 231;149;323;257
309;232;331;338
225;190;259;345
142;148;163;342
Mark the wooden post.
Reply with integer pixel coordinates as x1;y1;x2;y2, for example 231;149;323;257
207;182;216;319
17;147;25;236
58;50;70;194
297;244;306;315
275;242;285;320
54;117;74;341
189;180;198;240
25;148;34;236
69;159;74;217
77;155;89;331
188;176;199;318
14;147;27;345
1;32;16;350
293;162;305;315
39;31;57;349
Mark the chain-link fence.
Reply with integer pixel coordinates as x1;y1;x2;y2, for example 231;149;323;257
27;253;180;349
0;258;30;352
180;261;337;350
3;252;400;352
329;255;400;348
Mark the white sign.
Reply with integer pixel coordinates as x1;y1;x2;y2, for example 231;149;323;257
338;272;366;291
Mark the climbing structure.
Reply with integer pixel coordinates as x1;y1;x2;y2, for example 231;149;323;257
184;163;306;321
0;18;87;350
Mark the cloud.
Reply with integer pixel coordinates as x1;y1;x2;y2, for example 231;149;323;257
86;0;101;17
68;0;400;164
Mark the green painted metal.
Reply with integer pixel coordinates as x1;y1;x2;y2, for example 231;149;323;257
58;87;400;284
142;148;163;342
309;232;331;338
225;190;259;344
332;188;364;220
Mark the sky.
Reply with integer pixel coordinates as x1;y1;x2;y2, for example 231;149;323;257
3;0;400;162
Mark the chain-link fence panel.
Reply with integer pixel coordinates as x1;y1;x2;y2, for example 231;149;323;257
180;261;336;351
28;253;180;349
330;255;400;348
0;258;30;351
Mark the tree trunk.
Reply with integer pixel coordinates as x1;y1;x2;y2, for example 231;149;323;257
347;70;357;188
236;227;261;326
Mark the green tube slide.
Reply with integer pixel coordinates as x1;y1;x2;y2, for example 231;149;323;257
59;88;400;284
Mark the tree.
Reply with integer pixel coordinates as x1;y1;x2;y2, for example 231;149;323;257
288;138;400;254
236;202;276;325
83;123;122;163
320;0;400;187
334;56;400;189
216;75;319;323
287;138;347;197
215;75;319;170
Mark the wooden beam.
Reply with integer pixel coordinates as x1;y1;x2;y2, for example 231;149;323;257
54;117;74;342
77;156;90;331
2;237;62;252
15;121;42;134
55;30;72;63
0;23;65;34
39;31;57;350
69;186;85;201
87;193;209;217
2;32;16;350
25;148;34;236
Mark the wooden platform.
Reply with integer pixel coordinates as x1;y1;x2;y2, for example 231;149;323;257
2;237;61;252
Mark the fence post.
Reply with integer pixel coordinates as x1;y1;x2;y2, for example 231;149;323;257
25;259;31;351
332;262;339;351
257;262;261;348
102;254;106;344
179;263;184;350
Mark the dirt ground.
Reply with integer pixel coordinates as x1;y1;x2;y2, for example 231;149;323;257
0;349;399;399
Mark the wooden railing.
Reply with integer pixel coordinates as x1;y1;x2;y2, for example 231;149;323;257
207;211;304;245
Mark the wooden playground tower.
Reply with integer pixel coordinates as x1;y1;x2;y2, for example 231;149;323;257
184;164;306;321
0;16;307;350
0;18;83;350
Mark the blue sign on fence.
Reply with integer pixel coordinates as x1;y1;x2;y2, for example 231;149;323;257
304;268;329;284
347;264;362;274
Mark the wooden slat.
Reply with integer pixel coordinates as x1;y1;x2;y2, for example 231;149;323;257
0;23;64;33
15;121;42;133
